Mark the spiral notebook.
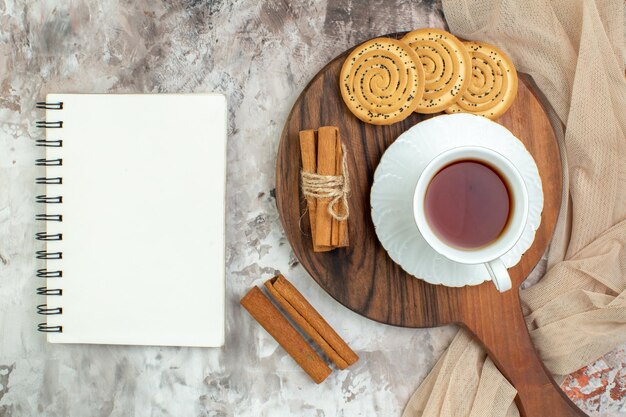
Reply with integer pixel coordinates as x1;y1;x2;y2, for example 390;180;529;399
36;94;227;347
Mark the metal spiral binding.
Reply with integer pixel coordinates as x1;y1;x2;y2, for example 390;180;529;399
38;323;63;333
35;158;62;166
36;102;63;110
37;268;62;278
36;195;62;204
37;287;63;296
37;304;63;315
36;139;63;147
36;177;62;185
36;121;63;128
36;101;64;333
36;214;62;222
36;250;62;260
36;232;62;241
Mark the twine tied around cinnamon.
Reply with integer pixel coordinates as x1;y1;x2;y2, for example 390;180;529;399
300;145;350;221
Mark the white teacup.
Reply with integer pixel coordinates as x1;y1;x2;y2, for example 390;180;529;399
413;146;529;292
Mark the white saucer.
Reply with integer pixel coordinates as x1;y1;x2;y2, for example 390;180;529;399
370;113;543;287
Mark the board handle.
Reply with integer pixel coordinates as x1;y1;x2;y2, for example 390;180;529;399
462;288;587;417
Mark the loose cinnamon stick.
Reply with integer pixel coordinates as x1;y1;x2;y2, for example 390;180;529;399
334;135;349;247
299;130;330;252
240;286;332;384
315;127;337;247
265;276;349;369
268;275;359;368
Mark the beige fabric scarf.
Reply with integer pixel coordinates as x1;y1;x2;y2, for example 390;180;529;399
404;0;626;415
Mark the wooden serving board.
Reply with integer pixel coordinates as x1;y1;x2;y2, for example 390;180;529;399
276;37;585;417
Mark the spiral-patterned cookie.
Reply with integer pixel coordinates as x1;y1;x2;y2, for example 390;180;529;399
340;38;425;125
446;41;518;120
401;28;471;114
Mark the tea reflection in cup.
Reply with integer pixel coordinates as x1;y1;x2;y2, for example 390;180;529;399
413;146;529;292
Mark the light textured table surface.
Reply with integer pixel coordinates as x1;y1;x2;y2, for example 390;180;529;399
0;0;624;416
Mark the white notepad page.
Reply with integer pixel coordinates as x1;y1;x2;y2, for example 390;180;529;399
42;94;226;347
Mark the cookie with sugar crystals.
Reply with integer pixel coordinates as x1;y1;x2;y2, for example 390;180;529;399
446;41;518;120
339;37;425;125
401;28;471;113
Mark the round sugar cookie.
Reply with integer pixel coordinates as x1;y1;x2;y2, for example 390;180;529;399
446;41;518;120
340;37;425;125
401;28;471;113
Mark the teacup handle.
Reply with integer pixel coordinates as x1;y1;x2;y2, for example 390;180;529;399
485;259;512;292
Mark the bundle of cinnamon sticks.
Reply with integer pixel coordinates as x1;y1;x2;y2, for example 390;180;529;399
299;126;349;252
240;275;359;383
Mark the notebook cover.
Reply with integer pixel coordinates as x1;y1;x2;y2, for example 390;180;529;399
40;94;226;347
